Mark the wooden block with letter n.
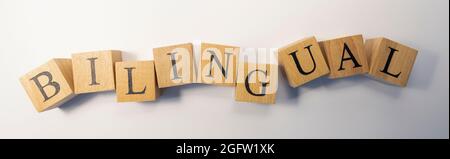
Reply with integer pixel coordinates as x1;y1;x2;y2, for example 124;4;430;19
115;61;160;102
278;36;330;87
235;63;278;104
153;43;194;88
20;59;75;112
365;37;418;87
72;50;122;94
200;42;239;86
319;35;369;78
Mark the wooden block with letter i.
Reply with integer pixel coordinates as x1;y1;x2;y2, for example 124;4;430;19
200;42;239;86
72;50;122;94
153;43;194;88
319;34;369;79
365;37;418;87
278;36;330;87
235;63;278;104
115;61;160;102
20;59;76;112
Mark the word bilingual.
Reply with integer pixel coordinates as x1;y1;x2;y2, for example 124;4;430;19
20;35;418;112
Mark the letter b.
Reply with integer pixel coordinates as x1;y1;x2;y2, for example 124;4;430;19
20;59;76;112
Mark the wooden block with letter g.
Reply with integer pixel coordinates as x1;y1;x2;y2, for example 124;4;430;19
278;36;330;87
20;59;76;112
365;37;418;87
319;34;369;78
115;61;160;102
235;63;278;104
71;50;122;94
200;42;239;86
153;43;194;88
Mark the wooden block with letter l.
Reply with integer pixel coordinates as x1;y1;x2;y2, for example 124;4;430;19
319;34;369;78
71;50;122;94
20;59;76;112
365;37;418;87
200;42;239;86
278;36;330;87
153;43;194;88
235;62;278;104
115;61;160;102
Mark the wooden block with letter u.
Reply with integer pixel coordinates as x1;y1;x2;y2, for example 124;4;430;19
200;42;239;86
278;37;330;87
153;43;194;88
115;61;160;102
365;37;418;87
72;50;122;94
319;35;369;78
20;59;76;112
235;62;278;104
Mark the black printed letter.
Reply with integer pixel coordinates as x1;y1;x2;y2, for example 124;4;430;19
167;52;181;80
124;67;146;95
245;69;269;96
30;71;60;102
87;57;100;85
288;45;317;75
206;50;232;78
338;43;362;71
379;47;401;78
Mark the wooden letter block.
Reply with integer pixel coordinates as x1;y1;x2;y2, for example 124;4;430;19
20;59;75;112
365;37;418;87
235;63;278;104
115;61;160;102
278;37;330;87
319;35;369;78
72;50;122;94
200;42;239;86
153;43;194;88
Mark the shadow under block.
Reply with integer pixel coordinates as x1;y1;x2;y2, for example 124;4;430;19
278;37;330;87
153;43;194;88
319;35;369;79
235;63;278;104
20;59;76;112
72;50;122;94
115;61;160;102
200;43;239;86
365;37;418;87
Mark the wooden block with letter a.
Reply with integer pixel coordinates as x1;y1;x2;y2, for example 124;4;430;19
72;50;122;94
153;43;194;88
20;59;75;112
200;42;239;86
365;37;418;87
115;61;160;102
278;36;330;87
319;35;369;78
235;63;278;104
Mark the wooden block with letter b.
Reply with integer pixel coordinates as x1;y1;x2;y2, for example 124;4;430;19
115;61;160;102
278;36;330;87
319;34;369;78
200;42;239;86
235;63;278;104
365;37;418;87
153;43;194;88
72;50;122;94
20;59;76;112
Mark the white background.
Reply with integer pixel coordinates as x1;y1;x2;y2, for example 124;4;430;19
0;0;448;139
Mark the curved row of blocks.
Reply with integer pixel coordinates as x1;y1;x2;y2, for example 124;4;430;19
20;35;418;112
